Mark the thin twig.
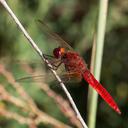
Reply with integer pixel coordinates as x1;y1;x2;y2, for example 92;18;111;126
0;84;27;109
0;64;39;113
87;0;109;128
0;0;87;128
0;108;32;124
0;107;69;128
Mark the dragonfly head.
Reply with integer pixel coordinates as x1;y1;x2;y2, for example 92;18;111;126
53;47;65;59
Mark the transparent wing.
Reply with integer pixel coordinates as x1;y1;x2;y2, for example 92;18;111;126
61;72;82;83
16;72;82;83
37;20;74;51
16;74;49;83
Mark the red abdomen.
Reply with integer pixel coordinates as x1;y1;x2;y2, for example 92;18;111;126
62;51;121;114
83;69;121;114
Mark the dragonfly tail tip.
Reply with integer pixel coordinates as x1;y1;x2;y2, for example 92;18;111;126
116;107;121;115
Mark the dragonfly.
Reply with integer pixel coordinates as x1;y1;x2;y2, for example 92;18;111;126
18;20;121;114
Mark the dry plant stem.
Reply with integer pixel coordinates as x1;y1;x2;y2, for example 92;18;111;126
0;65;71;128
0;64;38;113
87;0;108;128
0;0;87;128
29;122;37;128
0;84;27;109
35;110;71;128
0;107;68;128
0;108;32;124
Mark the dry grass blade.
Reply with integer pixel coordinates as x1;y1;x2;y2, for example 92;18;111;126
0;107;32;124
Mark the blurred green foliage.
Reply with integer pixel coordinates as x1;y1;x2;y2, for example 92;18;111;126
0;0;128;128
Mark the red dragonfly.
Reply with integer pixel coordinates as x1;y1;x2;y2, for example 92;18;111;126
40;21;121;114
19;20;121;114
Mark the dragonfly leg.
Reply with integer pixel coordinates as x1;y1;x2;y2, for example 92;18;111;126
50;61;62;70
43;54;55;59
43;54;62;70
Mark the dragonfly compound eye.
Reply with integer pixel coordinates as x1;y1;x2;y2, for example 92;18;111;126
53;47;61;58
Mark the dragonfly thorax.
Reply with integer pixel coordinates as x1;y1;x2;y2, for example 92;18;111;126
53;47;65;59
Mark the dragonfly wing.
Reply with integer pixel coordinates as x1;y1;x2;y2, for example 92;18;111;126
83;69;121;114
37;20;74;51
61;72;82;83
16;74;49;83
16;71;82;84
